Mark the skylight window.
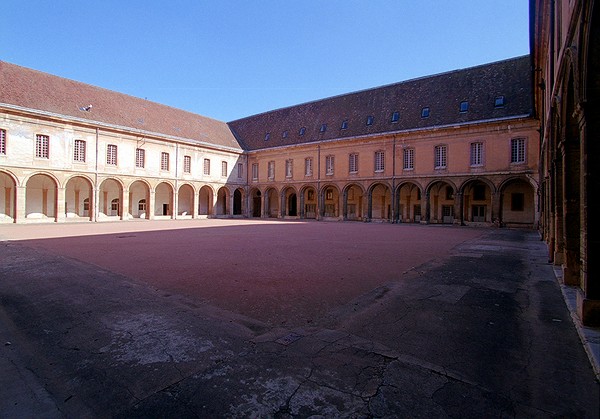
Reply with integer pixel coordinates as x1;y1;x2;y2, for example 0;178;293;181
391;111;400;122
320;124;327;133
264;132;270;141
366;116;374;125
299;127;306;136
282;130;288;139
421;107;430;118
494;96;505;107
341;120;348;130
460;101;469;112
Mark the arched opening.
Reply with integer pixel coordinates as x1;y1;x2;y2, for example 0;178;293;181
178;184;194;217
265;188;279;218
198;185;213;217
99;178;122;220
397;182;422;223
64;176;93;220
233;188;243;216
129;180;150;219
26;174;57;221
344;184;364;221
500;178;535;227
462;179;492;223
216;187;229;216
251;188;261;217
322;185;340;218
282;187;297;217
302;186;317;219
0;171;16;222
155;182;173;217
369;183;391;221
427;181;455;224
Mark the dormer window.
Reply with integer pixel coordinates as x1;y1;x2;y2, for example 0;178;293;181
391;111;400;123
299;127;306;136
264;132;270;141
366;116;374;125
282;130;288;139
494;96;505;107
320;124;327;133
460;101;469;112
341;120;348;130
421;107;430;118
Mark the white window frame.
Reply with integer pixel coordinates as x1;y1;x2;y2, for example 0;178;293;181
36;134;49;159
135;148;145;168
349;153;358;173
106;144;117;165
252;163;259;181
183;155;191;173
285;159;293;178
221;161;228;177
325;155;334;175
237;162;243;179
434;145;447;169
161;152;170;171
305;157;313;176
268;161;275;180
374;150;385;172
403;148;414;170
74;139;86;162
470;142;483;166
511;138;526;164
203;158;211;175
0;129;5;155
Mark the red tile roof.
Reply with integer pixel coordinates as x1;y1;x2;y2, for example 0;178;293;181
0;61;242;151
228;55;533;151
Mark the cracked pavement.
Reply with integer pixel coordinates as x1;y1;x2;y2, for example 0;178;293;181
0;221;598;417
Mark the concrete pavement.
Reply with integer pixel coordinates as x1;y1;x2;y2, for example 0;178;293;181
0;221;598;417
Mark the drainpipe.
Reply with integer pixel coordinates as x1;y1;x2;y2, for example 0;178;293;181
317;145;321;220
94;127;99;222
392;136;396;222
174;143;179;218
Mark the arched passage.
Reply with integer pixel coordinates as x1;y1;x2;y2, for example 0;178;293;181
178;184;195;217
250;188;261;218
129;180;150;219
499;178;535;227
461;179;493;223
265;187;279;218
233;188;244;216
321;185;340;218
282;186;297;217
301;186;317;219
396;182;422;223
25;173;57;221
427;181;456;224
199;185;213;216
368;183;391;221
0;171;16;222
216;187;229;216
155;182;174;217
65;176;93;220
343;184;364;221
99;178;122;219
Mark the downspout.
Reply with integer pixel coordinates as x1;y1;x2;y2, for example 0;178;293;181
94;127;99;222
174;143;179;218
392;136;397;222
317;145;321;220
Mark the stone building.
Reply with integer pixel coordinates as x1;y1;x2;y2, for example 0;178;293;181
0;55;539;227
531;0;599;326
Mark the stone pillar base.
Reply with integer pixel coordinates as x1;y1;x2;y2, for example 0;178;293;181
577;291;600;327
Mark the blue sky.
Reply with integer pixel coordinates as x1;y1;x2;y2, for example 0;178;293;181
1;1;530;122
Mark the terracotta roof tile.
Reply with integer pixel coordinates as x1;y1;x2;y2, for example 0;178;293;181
228;55;533;151
0;61;241;151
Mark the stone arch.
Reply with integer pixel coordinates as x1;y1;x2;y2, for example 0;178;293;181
216;186;229;216
498;177;536;228
264;187;279;218
300;185;317;219
321;184;340;218
25;173;57;221
64;175;93;220
154;182;174;217
396;181;423;223
460;178;495;224
426;179;457;224
281;186;298;217
198;185;214;217
129;180;151;219
0;170;17;222
250;187;262;218
233;188;244;216
343;183;365;221
367;182;392;221
99;178;124;219
177;183;195;217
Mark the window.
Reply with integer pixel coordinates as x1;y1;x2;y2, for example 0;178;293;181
349;153;358;173
74;139;86;162
434;145;447;169
36;134;49;158
305;157;313;176
0;129;6;155
495;96;505;107
511;138;526;163
285;159;293;178
161;152;170;171
252;163;259;180
268;161;275;179
135;148;145;168
221;161;228;177
111;198;119;212
83;198;90;211
299;127;306;136
138;199;147;211
320;124;327;133
341;120;348;130
264;132;270;141
421;107;430;118
460;101;469;112
325;155;334;175
184;155;191;173
470;142;483;166
366;116;374;125
511;193;525;211
203;158;211;175
237;163;243;178
391;111;400;123
403;148;414;170
375;150;385;172
106;144;117;165
282;130;288;139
